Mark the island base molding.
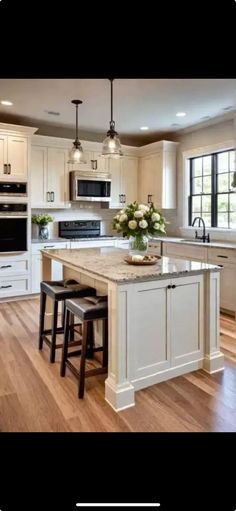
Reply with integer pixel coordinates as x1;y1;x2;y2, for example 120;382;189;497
203;352;225;373
105;377;135;411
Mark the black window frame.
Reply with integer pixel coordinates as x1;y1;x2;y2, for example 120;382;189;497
188;148;236;229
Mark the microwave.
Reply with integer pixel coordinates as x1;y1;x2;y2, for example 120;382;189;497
0;181;27;196
69;171;111;202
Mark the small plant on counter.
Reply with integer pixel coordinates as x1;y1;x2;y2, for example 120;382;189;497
112;201;167;254
32;214;54;226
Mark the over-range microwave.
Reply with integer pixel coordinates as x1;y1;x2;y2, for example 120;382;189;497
69;171;111;202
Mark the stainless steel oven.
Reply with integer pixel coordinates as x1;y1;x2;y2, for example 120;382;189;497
0;181;27;196
0;203;28;252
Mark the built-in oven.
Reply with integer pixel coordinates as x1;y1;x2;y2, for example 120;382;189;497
0;203;28;253
70;170;111;202
0;181;27;196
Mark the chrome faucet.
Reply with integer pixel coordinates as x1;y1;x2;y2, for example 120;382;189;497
191;216;210;243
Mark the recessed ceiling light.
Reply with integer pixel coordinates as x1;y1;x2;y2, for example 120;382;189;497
140;126;149;131
1;100;13;106
45;110;60;116
176;112;186;117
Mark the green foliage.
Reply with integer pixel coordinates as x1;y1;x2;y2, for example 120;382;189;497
112;201;167;238
32;214;54;226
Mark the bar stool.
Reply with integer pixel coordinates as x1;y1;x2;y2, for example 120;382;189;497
60;295;108;399
38;279;96;363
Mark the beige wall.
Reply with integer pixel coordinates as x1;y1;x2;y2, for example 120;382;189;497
164;119;236;239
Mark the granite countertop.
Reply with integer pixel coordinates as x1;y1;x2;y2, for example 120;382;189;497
151;236;236;250
41;247;221;284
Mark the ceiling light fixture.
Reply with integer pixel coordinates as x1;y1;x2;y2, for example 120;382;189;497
68;100;86;164
140;126;149;131
102;78;123;158
1;100;13;106
176;112;186;117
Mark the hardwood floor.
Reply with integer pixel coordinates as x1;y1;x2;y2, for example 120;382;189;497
0;298;236;432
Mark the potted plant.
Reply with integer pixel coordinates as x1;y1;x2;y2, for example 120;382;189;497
32;214;54;240
112;201;166;255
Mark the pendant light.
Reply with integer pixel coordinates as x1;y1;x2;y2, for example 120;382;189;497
68;99;86;164
102;78;123;158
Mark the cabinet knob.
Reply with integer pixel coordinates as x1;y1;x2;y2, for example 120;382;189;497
172;285;176;289
167;285;172;289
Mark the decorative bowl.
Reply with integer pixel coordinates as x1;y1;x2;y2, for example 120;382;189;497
124;255;161;266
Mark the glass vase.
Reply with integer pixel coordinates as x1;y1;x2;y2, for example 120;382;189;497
39;225;49;240
129;235;149;256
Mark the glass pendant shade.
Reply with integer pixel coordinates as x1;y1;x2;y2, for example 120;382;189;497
68;99;86;164
102;79;123;158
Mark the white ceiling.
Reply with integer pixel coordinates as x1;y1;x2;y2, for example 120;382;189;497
0;79;236;145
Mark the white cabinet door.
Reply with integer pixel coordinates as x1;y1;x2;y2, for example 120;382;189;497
121;156;138;205
31;242;68;293
31;146;48;207
139;154;161;206
130;279;171;380
0;134;8;177
7;136;28;179
109;158;122;208
170;275;203;366
92;151;109;172
47;148;68;207
31;255;42;293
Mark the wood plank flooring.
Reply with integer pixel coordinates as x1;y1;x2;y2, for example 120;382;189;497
0;298;236;432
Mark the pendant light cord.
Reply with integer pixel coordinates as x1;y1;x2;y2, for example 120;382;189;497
110;78;113;123
75;103;78;144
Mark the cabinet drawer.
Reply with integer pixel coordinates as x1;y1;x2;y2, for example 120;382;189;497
31;242;68;254
0;258;28;275
148;242;161;255
207;247;236;264
162;242;206;261
0;276;29;296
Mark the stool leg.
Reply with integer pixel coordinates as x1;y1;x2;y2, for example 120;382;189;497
60;309;70;377
50;300;58;363
102;318;108;368
38;291;46;350
69;313;75;342
86;321;94;358
79;321;88;399
62;301;66;330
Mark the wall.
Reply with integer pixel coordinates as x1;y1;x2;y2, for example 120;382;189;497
163;119;236;239
31;203;118;239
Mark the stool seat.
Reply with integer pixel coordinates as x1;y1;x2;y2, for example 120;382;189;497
65;296;108;321
40;280;96;301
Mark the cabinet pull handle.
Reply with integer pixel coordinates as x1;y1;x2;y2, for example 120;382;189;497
123;194;126;203
91;160;97;170
47;192;51;202
3;164;8;174
0;265;12;269
172;285;176;289
0;285;12;289
217;255;228;258
51;191;55;202
147;194;153;203
119;194;121;203
44;245;55;248
8;164;11;174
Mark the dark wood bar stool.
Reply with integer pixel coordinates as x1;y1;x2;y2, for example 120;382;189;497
60;295;108;399
38;279;96;363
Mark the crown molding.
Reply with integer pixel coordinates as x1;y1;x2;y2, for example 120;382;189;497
138;139;179;157
0;122;38;136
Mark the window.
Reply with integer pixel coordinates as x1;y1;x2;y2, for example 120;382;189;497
189;149;236;228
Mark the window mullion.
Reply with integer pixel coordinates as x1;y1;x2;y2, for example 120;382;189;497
212;153;217;227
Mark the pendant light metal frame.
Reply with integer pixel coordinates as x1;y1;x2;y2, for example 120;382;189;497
102;79;123;158
68;99;86;164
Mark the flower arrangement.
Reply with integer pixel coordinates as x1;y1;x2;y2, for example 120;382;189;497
112;201;166;252
32;214;54;226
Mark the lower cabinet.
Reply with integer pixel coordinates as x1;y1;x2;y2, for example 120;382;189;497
0;253;30;298
31;242;69;293
130;274;203;381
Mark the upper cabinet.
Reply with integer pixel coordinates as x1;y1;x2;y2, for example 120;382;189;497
138;141;178;209
31;144;68;208
108;155;138;208
0;134;28;179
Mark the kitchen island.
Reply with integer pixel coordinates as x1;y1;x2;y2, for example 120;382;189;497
42;247;224;411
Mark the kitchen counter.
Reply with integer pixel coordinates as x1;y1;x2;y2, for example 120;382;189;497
32;238;68;243
41;247;220;284
32;236;117;243
41;247;224;411
152;236;236;250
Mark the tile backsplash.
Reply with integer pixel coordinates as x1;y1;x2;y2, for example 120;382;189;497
31;203;119;239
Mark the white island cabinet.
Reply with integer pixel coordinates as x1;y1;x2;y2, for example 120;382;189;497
41;247;224;412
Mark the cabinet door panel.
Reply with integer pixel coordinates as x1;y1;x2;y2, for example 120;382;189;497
121;157;138;204
47;148;67;207
7;136;28;178
171;275;203;366
108;158;122;208
0;135;8;177
139;154;161;206
130;281;171;380
31;146;47;207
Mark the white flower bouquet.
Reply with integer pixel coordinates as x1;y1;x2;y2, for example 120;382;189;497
112;201;166;253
